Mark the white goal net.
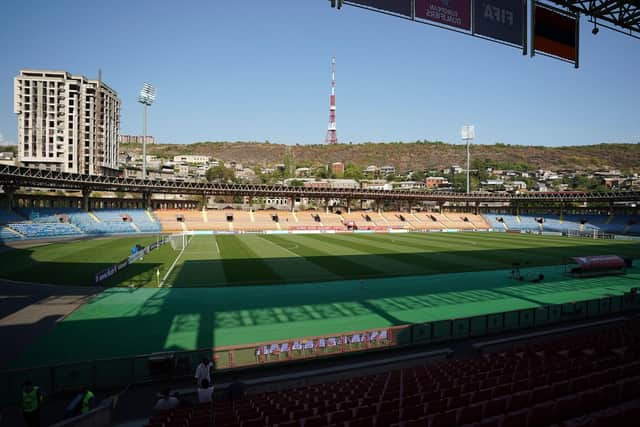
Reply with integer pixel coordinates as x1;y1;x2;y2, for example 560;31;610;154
169;233;192;250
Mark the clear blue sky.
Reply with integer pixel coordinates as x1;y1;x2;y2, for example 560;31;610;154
0;0;638;147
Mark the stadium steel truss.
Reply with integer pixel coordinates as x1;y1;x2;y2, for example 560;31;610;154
1;165;639;204
549;0;640;34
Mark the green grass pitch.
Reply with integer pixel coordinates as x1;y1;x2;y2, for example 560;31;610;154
2;232;638;288
4;232;640;368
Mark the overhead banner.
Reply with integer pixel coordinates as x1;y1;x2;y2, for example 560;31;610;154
473;0;526;48
345;0;413;18
533;3;578;65
415;0;472;31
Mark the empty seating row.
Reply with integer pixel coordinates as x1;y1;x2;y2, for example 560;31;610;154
172;321;640;427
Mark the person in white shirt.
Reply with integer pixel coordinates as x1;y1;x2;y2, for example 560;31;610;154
154;389;179;411
194;358;211;386
197;379;214;403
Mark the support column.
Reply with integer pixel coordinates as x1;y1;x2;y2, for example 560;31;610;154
290;197;295;212
142;192;152;210
347;199;351;214
3;185;18;209
82;188;91;211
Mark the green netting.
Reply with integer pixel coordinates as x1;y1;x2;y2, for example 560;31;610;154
487;314;504;333
470;316;487;336
504;311;520;330
574;301;587;319
587;300;600;317
535;307;549;326
519;309;535;329
610;296;622;313
53;362;92;390
412;323;431;344
432;320;452;341
233;348;260;367
453;319;470;338
548;305;561;323
394;327;413;346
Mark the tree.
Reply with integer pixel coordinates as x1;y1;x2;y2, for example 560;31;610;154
205;165;235;183
344;164;364;181
288;179;304;187
411;170;426;182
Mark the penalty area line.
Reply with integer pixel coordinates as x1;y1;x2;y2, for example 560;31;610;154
161;245;186;287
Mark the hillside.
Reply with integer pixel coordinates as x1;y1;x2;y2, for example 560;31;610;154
122;141;640;172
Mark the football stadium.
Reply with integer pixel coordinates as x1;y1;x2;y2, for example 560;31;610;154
2;0;640;426
1;167;640;426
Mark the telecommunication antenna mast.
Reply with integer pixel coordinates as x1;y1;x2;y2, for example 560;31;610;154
325;57;338;144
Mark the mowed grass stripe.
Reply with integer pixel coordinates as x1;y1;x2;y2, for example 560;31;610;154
395;232;639;264
264;234;384;279
165;236;227;287
345;234;515;272
245;235;340;282
303;234;431;275
0;236;157;286
216;235;283;285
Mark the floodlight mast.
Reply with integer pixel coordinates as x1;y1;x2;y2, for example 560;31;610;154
461;125;475;194
137;83;156;179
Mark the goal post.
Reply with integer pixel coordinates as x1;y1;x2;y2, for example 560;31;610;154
169;232;192;250
564;229;615;240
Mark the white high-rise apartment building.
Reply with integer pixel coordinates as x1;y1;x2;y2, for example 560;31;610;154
14;69;120;175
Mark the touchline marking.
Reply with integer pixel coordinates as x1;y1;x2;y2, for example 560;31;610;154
161;242;186;287
214;236;220;255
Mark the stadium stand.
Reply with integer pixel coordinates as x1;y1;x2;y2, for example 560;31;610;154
481;213;640;235
252;210;283;231
233;210;257;232
5;207;160;239
207;210;235;231
294;211;325;227
155;209;187;232
145;320;640;427
320;213;345;228
380;212;412;229
341;211;374;228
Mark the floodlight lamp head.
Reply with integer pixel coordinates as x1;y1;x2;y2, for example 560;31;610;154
138;83;156;106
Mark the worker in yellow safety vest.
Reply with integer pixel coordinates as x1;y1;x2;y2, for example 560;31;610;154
80;387;95;413
21;380;42;427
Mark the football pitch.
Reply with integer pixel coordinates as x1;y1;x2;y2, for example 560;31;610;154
2;232;639;288
3;232;640;368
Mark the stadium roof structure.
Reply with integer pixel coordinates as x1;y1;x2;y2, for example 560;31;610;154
1;165;640;203
548;0;640;35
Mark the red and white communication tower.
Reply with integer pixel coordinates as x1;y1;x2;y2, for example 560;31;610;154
325;57;338;144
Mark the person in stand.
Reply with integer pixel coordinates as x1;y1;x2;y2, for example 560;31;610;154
194;357;212;386
154;389;179;412
80;387;95;414
197;379;215;404
21;381;42;427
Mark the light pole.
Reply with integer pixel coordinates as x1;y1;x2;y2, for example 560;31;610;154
461;125;475;194
138;83;156;179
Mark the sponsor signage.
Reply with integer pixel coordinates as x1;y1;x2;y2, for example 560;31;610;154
473;0;525;47
415;0;471;31
346;0;412;17
95;265;118;284
533;3;578;64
